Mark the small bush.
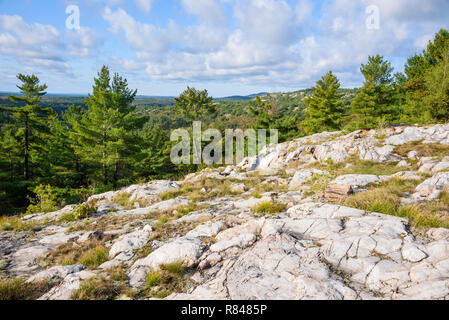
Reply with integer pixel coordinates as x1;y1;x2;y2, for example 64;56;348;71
253;201;287;214
344;187;400;215
440;190;449;206
25;184;60;216
344;186;449;229
39;238;112;269
177;203;199;216
58;203;96;223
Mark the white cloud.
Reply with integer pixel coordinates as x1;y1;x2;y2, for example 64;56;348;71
66;27;104;57
135;0;153;13
70;1;449;88
0;14;70;74
0;14;103;75
181;0;226;26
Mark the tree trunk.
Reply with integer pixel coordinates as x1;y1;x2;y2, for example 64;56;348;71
113;159;118;189
24;112;29;180
102;130;107;186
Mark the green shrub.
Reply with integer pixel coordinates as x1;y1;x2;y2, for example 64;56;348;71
58;203;97;223
25;184;59;216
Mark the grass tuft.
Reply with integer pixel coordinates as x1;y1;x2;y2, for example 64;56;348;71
253;201;287;215
0;279;51;300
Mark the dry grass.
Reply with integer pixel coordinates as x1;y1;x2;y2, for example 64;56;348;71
0;278;52;300
395;141;449;160
143;262;192;299
344;180;449;229
307;154;406;178
112;192;133;210
253;201;287;215
71;276;124;300
0;216;42;232
38;238;112;269
78;246;109;268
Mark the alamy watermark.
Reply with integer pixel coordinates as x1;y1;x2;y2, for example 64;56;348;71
170;122;278;165
66;5;80;30
366;5;380;30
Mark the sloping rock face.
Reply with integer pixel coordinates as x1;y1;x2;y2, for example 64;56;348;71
1;124;449;300
169;203;449;300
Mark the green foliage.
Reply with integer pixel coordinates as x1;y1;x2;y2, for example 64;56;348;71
58;202;96;222
302;71;346;134
160;262;186;275
143;262;191;299
25;184;59;215
403;29;449;123
72;276;122;300
249;95;300;142
253;201;287;214
174;87;215;122
70;65;143;188
0;216;41;232
79;246;109;268
351;55;396;129
0;278;51;300
344;182;449;229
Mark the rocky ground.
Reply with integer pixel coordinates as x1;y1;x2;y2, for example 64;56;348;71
1;124;449;300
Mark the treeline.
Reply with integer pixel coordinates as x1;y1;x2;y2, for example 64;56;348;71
0;67;197;214
1;29;448;215
300;29;449;135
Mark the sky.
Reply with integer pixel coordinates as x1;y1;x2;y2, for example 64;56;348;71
0;0;448;97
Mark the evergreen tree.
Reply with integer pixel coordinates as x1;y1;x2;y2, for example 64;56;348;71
351;55;395;129
423;49;449;121
138;123;174;178
404;29;449;122
2;74;55;181
301;71;345;134
249;95;299;142
174;87;216;122
71;66;142;188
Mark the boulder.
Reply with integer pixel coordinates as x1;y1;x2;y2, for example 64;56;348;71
413;172;449;200
289;169;328;190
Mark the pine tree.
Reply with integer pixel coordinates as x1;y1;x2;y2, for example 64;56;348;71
404;29;449;123
174;87;216;122
138;123;174;178
248;95;299;142
2;74;55;181
71;66;142;188
351;55;395;129
301;71;345;134
423;49;449;122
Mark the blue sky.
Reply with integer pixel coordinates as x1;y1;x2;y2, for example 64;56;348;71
1;0;448;97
